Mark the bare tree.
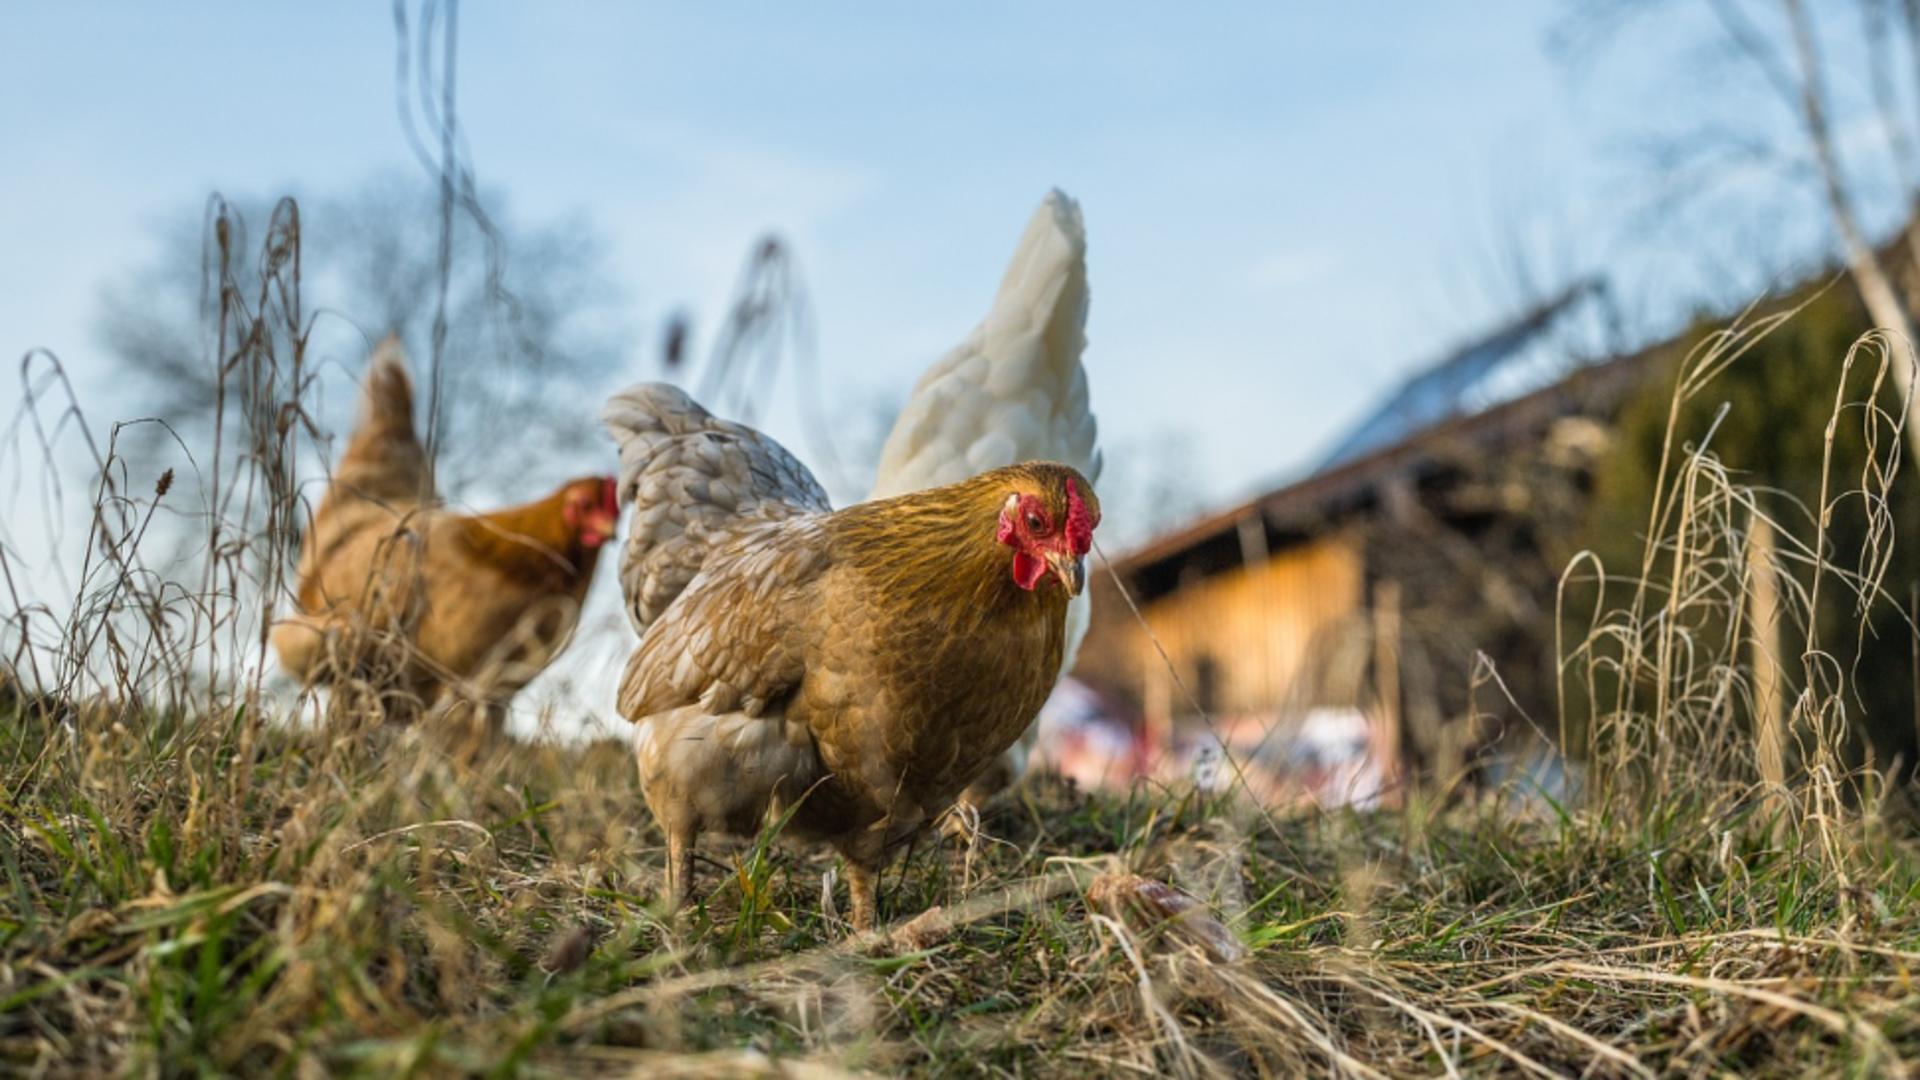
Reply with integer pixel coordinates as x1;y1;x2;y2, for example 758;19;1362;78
95;174;633;505
1559;0;1920;450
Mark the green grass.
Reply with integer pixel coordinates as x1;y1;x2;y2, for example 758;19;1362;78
3;695;1918;1077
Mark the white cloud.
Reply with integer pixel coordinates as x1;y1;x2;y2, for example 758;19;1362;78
1242;249;1334;292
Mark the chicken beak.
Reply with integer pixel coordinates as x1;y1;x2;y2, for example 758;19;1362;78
1047;551;1086;598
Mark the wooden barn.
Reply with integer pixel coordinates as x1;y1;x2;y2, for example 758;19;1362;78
1071;282;1657;790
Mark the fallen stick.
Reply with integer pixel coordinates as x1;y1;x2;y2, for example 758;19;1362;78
560;867;1082;1033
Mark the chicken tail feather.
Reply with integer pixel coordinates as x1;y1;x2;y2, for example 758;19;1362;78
871;189;1099;498
601;382;830;635
334;334;430;505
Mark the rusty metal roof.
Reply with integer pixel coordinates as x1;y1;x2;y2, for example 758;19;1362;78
1109;337;1657;580
1318;279;1620;470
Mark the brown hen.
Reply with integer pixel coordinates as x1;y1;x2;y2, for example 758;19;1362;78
603;382;1099;930
271;337;617;729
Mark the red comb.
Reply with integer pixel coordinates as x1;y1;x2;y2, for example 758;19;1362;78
600;476;620;513
1064;479;1095;555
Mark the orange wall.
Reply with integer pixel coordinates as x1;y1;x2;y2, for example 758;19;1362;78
1078;533;1367;732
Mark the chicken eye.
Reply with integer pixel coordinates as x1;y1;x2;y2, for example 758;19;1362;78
1025;511;1046;532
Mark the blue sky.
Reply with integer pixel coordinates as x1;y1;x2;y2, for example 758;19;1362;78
0;3;1772;523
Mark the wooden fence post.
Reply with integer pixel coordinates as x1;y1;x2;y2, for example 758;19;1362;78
1747;512;1787;822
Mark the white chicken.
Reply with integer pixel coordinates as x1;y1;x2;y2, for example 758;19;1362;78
868;188;1101;806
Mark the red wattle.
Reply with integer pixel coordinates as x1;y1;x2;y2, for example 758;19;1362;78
1012;550;1046;590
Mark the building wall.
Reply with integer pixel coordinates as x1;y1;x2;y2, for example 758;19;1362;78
1076;533;1367;734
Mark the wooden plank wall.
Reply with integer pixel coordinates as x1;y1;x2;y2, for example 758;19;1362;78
1117;535;1366;734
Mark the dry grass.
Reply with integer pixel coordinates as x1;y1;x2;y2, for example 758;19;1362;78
6;202;1920;1077
2;705;1917;1077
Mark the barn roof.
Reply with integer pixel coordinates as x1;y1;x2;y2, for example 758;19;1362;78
1111;298;1657;588
1317;279;1621;470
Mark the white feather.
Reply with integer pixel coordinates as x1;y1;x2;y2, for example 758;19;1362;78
872;189;1099;497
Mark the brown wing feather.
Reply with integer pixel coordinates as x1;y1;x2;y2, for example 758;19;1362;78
615;515;829;721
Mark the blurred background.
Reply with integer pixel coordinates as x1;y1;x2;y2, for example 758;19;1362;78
5;2;1918;804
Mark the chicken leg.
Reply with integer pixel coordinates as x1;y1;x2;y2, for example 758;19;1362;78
665;829;696;915
843;857;881;932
